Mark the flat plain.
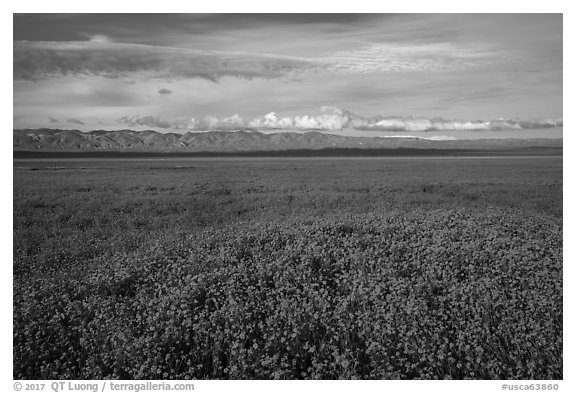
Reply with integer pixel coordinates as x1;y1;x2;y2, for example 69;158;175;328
13;157;562;379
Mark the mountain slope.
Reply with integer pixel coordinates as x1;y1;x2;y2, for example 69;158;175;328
13;128;563;153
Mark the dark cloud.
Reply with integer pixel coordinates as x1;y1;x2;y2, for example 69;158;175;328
13;41;318;82
67;118;85;125
158;88;172;95
13;14;383;43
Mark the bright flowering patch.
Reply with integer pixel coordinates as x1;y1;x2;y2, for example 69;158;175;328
14;207;562;379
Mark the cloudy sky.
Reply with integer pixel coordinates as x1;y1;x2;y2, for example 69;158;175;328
13;14;563;137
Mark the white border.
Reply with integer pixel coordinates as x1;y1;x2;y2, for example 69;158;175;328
5;3;572;393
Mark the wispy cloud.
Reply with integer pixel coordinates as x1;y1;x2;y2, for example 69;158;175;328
117;115;175;129
324;43;501;74
158;88;172;95
13;41;318;82
13;39;502;83
48;116;59;123
351;116;563;132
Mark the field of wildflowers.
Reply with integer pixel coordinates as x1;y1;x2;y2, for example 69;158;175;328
13;158;562;379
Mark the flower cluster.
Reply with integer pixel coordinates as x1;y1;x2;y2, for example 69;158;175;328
14;208;562;379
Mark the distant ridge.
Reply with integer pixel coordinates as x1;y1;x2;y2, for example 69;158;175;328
13;128;563;154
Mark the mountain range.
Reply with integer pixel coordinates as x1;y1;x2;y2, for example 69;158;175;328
13;128;563;153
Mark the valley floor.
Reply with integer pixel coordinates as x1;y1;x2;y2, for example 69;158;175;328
13;157;562;379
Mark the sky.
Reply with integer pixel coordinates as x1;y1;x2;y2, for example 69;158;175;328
13;13;563;137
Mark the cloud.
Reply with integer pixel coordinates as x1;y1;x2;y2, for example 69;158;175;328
115;107;562;133
13;41;318;82
48;116;59;123
116;114;248;131
324;43;500;74
117;115;177;129
13;38;502;83
248;107;350;131
351;116;563;132
13;14;383;44
67;118;85;125
118;114;253;131
158;88;172;95
89;34;111;43
256;107;561;132
517;118;563;129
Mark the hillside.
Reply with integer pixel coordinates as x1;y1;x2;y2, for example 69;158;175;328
13;128;563;153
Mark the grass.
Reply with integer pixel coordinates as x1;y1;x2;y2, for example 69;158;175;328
13;157;562;379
